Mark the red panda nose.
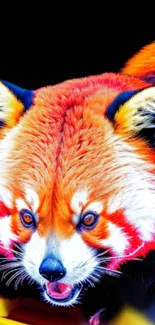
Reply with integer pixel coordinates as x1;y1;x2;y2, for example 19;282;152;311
39;254;66;282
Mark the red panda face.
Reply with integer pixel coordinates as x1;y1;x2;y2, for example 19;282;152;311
1;45;155;307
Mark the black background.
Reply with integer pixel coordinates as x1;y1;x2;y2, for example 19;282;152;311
0;12;154;90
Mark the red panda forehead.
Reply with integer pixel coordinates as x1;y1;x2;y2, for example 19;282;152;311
3;73;147;184
0;79;117;203
0;74;149;223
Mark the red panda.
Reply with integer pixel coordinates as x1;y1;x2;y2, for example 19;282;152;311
0;43;155;314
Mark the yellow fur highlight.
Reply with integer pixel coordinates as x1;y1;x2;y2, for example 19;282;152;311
111;307;154;325
0;82;24;130
115;87;155;135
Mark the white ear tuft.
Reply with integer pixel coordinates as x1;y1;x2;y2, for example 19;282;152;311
115;87;155;136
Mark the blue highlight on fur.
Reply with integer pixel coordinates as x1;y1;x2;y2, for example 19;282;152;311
0;120;5;128
1;80;34;111
105;89;142;122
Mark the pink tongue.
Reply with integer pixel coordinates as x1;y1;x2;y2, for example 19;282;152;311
46;281;73;300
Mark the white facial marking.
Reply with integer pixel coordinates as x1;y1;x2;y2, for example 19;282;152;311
124;181;155;241
72;201;103;225
101;222;129;255
56;233;98;285
107;194;122;214
0;187;13;209
16;198;29;212
71;189;88;215
25;187;39;212
72;213;79;225
85;201;103;214
22;231;46;285
0;217;17;247
107;139;155;243
23;232;99;306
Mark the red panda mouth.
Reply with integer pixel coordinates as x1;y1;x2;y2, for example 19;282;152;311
46;281;72;300
44;281;82;303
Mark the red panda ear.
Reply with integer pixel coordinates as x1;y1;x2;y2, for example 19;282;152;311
0;81;34;139
110;87;155;145
122;42;155;85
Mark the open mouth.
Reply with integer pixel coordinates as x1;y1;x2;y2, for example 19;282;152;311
44;281;82;305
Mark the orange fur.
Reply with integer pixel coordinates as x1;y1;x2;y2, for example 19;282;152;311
1;45;155;270
122;42;155;78
3;73;148;243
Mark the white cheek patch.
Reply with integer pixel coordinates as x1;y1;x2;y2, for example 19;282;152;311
58;233;98;285
106;141;155;243
132;218;155;242
107;194;122;215
22;231;46;285
101;222;129;255
24;187;39;213
71;189;88;215
124;184;155;241
0;217;17;247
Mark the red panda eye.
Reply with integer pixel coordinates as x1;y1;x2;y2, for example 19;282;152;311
81;211;99;230
20;209;36;229
0;202;10;218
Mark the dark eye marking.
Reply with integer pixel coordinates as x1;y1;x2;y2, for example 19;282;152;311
77;211;99;231
20;209;36;229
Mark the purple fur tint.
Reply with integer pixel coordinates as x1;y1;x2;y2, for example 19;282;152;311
142;72;155;85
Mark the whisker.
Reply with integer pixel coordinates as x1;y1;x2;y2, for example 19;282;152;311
98;243;145;262
99;256;143;262
0;257;16;260
0;259;18;264
88;274;100;284
85;277;96;288
14;272;28;290
27;276;36;286
77;254;98;269
79;249;110;269
0;262;20;272
2;267;21;280
13;242;24;253
26;259;35;267
6;269;24;287
96;249;110;258
96;265;123;276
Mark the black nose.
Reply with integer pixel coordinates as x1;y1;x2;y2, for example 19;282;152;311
39;254;66;282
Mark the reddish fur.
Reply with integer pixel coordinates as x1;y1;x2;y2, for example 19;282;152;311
5;73;148;241
3;47;155;269
0;202;10;218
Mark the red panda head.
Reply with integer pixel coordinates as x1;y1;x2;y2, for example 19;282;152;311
1;43;155;306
